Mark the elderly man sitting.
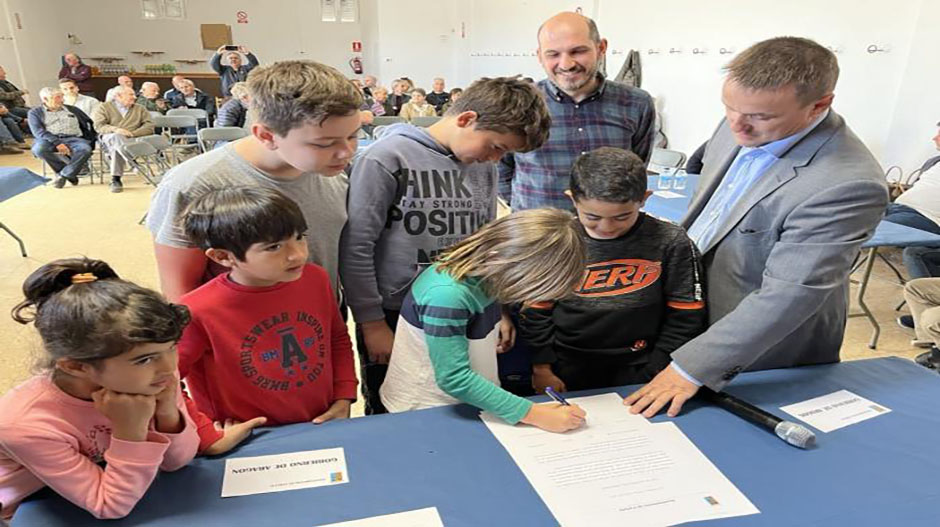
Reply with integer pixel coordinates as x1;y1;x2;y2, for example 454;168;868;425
0;65;29;119
105;75;134;102
215;81;250;128
139;81;169;114
210;45;259;97
27;87;96;188
58;78;100;117
168;79;215;126
91;86;154;193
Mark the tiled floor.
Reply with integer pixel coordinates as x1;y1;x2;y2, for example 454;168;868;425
0;147;930;419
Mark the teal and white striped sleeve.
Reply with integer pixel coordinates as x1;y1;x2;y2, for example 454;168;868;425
418;284;533;424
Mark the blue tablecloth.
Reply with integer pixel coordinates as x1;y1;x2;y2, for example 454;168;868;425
0;167;47;202
13;357;940;526
644;175;940;249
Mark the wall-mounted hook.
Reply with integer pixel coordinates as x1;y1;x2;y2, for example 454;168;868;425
692;47;707;55
669;47;682;55
647;48;660;55
719;47;734;55
867;44;887;53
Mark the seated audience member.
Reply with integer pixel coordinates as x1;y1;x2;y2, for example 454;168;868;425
138;81;169;114
210;46;259;98
105;75;134;102
370;86;391;117
426;77;450;114
685;141;707;174
903;278;940;371
0;65;29;119
439;87;462;114
520;147;707;393
388;80;410;116
885;123;940;283
398;88;436;121
91;86;154;193
362;74;377;97
58;53;94;95
0;104;27;148
27;87;96;188
215;81;250;128
164;75;187;100
176;186;357;440
0;111;24;153
399;77;415;91
58;78;100;117
169;79;216;125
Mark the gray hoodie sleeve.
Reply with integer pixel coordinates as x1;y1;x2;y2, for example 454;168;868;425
339;154;401;323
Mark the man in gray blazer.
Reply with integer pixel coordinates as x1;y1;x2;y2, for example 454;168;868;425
625;37;888;417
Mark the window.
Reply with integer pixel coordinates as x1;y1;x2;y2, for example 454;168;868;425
141;0;185;20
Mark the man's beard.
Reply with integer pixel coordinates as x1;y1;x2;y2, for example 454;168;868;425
553;63;597;92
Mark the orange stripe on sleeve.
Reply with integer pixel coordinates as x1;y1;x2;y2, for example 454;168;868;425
666;300;705;310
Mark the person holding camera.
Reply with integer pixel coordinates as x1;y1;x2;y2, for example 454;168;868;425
210;45;259;98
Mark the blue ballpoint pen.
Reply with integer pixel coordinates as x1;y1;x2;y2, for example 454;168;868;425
544;386;570;406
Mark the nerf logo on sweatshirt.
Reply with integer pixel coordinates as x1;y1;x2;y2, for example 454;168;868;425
575;259;662;298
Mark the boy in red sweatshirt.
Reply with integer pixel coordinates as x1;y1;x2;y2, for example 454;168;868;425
176;186;357;448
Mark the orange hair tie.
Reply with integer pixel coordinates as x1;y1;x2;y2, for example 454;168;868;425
70;273;98;284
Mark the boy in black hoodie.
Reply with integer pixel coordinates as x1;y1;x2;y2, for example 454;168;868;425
520;147;707;392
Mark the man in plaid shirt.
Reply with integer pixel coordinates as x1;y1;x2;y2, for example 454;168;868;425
499;12;656;211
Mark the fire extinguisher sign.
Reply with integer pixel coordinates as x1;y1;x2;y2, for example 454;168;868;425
352;41;362;53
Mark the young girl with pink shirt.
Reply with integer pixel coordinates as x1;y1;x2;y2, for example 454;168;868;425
0;258;202;520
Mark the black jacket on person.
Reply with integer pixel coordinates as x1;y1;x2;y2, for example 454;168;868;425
168;91;217;122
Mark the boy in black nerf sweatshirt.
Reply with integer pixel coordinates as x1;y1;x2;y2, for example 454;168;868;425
520;147;707;392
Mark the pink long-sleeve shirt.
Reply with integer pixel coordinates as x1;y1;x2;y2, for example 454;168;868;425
0;375;199;520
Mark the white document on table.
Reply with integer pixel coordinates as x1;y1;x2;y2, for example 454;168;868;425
314;507;444;527
780;389;891;433
221;447;348;498
482;393;759;527
653;190;685;199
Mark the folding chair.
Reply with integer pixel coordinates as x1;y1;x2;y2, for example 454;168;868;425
411;116;441;127
197;127;250;153
136;135;176;170
373;116;405;127
119;141;168;225
648;148;687;175
36;140;104;184
167;108;210;129
152;115;201;161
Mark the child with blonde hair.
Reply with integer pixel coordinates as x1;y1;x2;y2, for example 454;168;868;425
380;209;589;432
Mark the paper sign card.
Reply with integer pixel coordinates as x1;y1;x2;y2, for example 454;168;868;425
654;190;685;199
221;448;348;498
315;507;444;527
780;389;891;433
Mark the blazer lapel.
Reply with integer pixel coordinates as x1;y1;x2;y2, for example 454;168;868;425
697;111;843;255
680;122;739;229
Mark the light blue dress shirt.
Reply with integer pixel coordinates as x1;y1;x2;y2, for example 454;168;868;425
673;110;829;387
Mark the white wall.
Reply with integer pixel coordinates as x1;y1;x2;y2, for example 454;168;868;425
882;0;940;170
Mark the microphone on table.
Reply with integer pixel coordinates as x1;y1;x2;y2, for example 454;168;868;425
700;387;816;449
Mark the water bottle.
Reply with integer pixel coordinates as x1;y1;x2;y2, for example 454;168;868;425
673;169;688;190
658;168;674;190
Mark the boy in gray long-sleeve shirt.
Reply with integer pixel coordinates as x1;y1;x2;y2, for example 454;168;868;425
340;76;552;414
